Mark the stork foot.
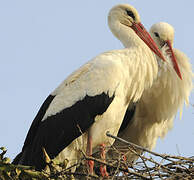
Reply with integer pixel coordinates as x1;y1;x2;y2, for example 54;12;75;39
86;131;94;174
99;144;109;177
100;143;106;159
87;159;94;174
100;165;109;177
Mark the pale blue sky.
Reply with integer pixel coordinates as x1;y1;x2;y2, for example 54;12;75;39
0;0;193;160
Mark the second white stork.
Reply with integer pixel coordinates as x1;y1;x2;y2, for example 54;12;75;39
13;4;166;175
111;22;193;162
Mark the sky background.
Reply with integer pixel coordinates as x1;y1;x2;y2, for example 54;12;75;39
0;0;193;160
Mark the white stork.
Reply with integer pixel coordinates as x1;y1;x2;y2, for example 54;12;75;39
111;22;193;162
13;5;166;175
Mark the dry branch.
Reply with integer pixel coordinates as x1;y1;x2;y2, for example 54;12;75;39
0;132;194;179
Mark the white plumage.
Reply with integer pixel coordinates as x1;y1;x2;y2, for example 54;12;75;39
13;5;166;176
111;22;193;162
52;5;164;174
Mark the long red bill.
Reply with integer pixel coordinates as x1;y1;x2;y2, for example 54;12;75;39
166;40;182;79
131;22;166;62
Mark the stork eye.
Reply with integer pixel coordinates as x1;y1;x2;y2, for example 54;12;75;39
126;10;135;20
154;32;160;38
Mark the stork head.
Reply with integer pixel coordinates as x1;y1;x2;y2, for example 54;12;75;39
150;22;182;79
108;4;166;62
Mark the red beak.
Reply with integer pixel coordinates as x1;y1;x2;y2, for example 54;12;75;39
166;40;182;79
131;22;166;62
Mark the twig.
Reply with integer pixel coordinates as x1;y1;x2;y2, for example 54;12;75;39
107;132;175;162
53;171;99;179
83;155;150;179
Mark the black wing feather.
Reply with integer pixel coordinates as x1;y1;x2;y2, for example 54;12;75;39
22;95;55;150
18;92;114;170
118;104;136;134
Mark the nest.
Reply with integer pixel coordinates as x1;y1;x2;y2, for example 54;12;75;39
0;133;193;179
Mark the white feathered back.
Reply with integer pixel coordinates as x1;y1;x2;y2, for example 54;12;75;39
111;23;193;162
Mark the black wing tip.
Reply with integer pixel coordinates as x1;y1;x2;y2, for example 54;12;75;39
12;152;23;165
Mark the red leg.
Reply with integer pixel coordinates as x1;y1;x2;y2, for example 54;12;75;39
86;131;94;174
99;144;109;177
121;153;128;175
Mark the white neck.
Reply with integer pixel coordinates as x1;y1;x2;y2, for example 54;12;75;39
109;20;147;49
